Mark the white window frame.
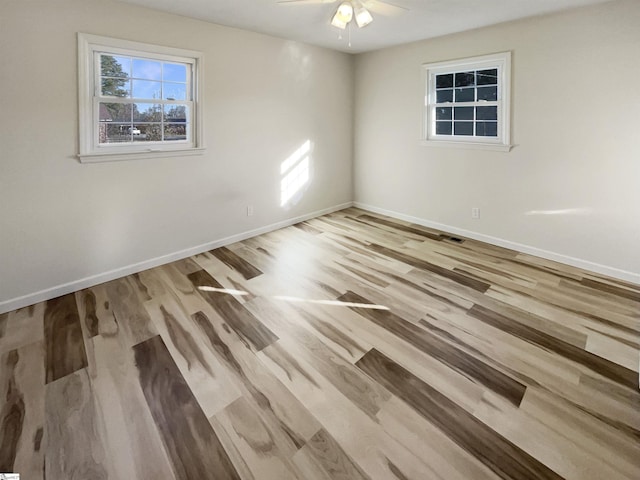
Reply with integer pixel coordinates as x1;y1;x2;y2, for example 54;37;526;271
78;33;205;163
421;52;512;152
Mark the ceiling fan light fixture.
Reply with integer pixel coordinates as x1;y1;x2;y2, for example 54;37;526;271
354;4;373;28
331;2;353;29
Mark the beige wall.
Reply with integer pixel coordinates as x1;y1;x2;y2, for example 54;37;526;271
0;0;354;310
354;0;640;282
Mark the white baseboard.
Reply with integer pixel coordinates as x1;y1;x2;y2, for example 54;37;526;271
354;202;640;285
0;202;354;314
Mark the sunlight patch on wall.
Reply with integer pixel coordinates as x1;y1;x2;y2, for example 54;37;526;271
281;140;312;207
524;208;592;216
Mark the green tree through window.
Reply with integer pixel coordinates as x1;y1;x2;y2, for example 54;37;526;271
100;55;128;97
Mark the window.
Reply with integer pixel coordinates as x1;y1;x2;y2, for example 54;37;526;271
422;52;511;151
78;33;204;162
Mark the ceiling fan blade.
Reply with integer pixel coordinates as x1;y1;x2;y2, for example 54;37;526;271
363;0;408;16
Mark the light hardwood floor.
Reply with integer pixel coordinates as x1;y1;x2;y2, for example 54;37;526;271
1;207;638;479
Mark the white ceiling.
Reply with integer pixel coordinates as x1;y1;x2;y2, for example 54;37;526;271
116;0;613;53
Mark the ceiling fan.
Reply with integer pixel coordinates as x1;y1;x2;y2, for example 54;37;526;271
277;0;408;30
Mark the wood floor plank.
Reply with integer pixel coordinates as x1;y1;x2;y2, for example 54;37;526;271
264;298;487;414
423;308;640;440
0;305;44;357
580;278;640;302
210;414;257;480
473;390;638;480
105;277;158;346
470;295;588;349
0;343;46;478
44;368;109;479
356;348;564;480
526;283;638;331
75;285;118;339
89;334;177;480
44;294;88;384
518;387;640;479
211;246;264;280
272;330;391;419
376;396;501;480
293;221;323;236
367;243;491;292
339;290;527;406
487;285;640;345
187;269;278;351
0;351;25;472
585;331;639;371
213;396;300;480
133;334;241;480
420;312;584;387
0;313;8;338
157;263;216;315
192;308;322;451
258;341;445;480
467;304;639;390
145;295;243;418
293;428;370;480
356;213;443;241
246;298;371;363
0;344;34;472
77;288;100;338
134;268;171;300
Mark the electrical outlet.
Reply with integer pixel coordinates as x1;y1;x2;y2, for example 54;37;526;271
471;207;480;219
247;205;254;216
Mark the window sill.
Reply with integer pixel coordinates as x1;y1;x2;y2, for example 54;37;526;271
420;140;512;152
78;147;206;163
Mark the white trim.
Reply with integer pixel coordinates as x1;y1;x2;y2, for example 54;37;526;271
421;51;511;150
353;202;640;285
0;202;354;314
419;140;513;152
77;33;205;162
78;147;206;163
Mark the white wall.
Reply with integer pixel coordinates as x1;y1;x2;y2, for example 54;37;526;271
0;0;353;311
354;0;640;282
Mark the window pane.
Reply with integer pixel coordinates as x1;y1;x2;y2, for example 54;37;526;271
101;78;130;97
163;63;187;83
163;83;187;101
132;59;162;80
136;124;163;141
436;74;453;89
455;71;475;87
455;87;474;102
436;89;453;103
436;121;452;135
454;122;473;136
101;55;130;78
164;124;187;141
476;106;497;120
436;107;452;120
454;107;474;121
132;80;161;100
134;103;162;122
477;86;497;101
164;104;188;122
99;103;132;122
100;124;132;144
477;69;498;85
476;121;498;137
